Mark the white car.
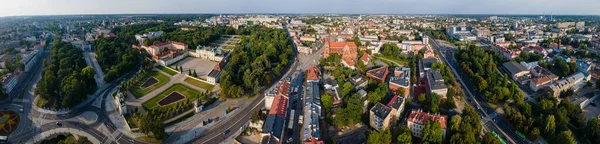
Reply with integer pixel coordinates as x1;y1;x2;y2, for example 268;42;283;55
19;108;23;112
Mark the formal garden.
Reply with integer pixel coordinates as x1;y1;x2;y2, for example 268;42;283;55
184;77;215;91
0;111;20;136
127;71;170;98
142;84;205;112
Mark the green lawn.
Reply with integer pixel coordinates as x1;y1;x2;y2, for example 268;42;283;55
142;84;201;111
184;77;215;91
131;71;170;98
156;65;178;76
374;54;409;66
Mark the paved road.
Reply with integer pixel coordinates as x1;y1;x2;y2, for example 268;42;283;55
8;53;144;144
189;23;301;144
428;37;526;144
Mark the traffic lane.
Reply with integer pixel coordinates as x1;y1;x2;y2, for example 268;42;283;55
432;38;523;143
195;99;265;144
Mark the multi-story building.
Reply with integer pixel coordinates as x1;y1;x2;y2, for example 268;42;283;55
407;109;448;139
262;85;290;143
1;72;19;93
389;67;410;96
547;72;588;97
140;41;188;66
300;36;317;42
324;42;357;69
302;82;321;141
20;50;39;72
419;58;437;78
366;66;389;83
265;79;291;110
427;70;448;98
135;31;163;44
306;65;322;83
189;45;225;61
491;42;520;60
347;75;368;90
503;61;531;80
386;95;406;123
207;60;226;85
369;103;393;131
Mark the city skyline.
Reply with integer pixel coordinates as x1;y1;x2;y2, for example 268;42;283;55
1;0;600;17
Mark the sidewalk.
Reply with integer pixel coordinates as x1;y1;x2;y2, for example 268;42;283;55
29;128;101;144
32;84;110;115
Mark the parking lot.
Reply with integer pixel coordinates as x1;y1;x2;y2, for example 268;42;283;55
583;98;600;121
174;57;218;79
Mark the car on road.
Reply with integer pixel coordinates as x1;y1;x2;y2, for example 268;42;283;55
223;129;230;135
18;108;23;112
56;122;62;126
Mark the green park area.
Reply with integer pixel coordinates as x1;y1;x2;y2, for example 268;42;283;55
184;77;215;91
156;65;178;76
142;84;202;111
130;71;170;98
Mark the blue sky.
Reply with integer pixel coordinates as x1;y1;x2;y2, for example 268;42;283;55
1;0;599;16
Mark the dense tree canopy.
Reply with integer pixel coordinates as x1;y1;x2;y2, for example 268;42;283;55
335;94;363;126
94;37;138;82
423;121;444;144
35;40;97;108
219;25;293;98
449;106;482;144
455;44;523;103
367;129;392;144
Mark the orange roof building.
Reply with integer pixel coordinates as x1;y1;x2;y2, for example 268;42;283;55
407;109;447;139
306;65;322;82
324;42;358;69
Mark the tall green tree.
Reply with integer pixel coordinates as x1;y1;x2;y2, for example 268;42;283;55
423;121;444;144
367;129;392;144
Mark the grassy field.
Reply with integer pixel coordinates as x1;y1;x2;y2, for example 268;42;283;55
374;54;409;66
184;77;215;91
142;84;201;111
136;136;162;143
131;71;170;98
156;65;178;76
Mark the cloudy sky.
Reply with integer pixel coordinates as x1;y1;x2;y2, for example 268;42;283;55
1;0;599;16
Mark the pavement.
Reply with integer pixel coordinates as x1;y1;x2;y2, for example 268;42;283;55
186;23;301;144
7;50;144;144
429;37;526;144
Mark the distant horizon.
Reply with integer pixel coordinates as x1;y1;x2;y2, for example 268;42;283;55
1;12;599;18
1;0;599;17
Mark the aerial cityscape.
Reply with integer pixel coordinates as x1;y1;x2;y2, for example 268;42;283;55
0;1;600;144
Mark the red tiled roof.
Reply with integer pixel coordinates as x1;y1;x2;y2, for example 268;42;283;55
329;42;356;48
303;138;325;144
2;72;19;85
277;81;291;98
268;95;288;117
407;110;447;129
150;41;188;48
306;65;321;81
532;76;552;85
214;60;227;71
342;57;356;67
386;95;399;107
360;53;370;63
